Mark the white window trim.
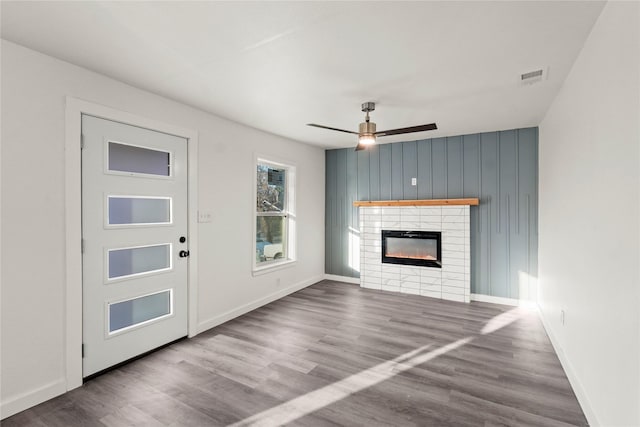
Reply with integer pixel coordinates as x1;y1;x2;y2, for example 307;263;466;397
252;155;297;275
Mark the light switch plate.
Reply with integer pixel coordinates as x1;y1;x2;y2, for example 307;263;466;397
411;177;417;186
198;210;213;223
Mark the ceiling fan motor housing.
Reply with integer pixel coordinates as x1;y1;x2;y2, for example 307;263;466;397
359;121;376;135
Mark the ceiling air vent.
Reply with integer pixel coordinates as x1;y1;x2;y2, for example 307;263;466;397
520;68;547;85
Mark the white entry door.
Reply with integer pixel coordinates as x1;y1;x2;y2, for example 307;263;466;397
82;115;189;377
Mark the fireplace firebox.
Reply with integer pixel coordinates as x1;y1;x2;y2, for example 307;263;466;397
381;230;442;268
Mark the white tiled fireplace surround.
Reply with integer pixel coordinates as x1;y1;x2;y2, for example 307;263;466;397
359;205;471;302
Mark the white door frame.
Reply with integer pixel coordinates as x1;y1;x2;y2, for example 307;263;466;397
64;97;199;390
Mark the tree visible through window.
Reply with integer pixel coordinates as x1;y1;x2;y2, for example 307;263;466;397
255;160;293;267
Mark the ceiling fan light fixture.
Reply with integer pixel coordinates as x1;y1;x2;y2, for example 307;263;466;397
358;119;376;146
358;133;376;146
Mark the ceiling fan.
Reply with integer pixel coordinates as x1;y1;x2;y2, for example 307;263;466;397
307;102;437;151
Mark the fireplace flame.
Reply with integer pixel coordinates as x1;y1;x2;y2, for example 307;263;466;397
386;252;437;260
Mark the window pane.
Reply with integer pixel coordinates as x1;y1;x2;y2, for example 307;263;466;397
257;164;285;212
108;244;171;279
109;290;171;333
256;216;285;263
108;197;171;225
109;142;170;176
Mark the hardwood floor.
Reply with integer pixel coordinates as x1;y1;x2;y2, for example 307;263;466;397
3;280;587;426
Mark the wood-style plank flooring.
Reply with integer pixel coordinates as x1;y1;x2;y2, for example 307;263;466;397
3;280;587;426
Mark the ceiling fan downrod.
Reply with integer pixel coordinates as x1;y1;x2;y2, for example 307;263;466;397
360;101;376;135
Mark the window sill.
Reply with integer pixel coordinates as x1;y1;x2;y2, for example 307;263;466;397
252;259;296;276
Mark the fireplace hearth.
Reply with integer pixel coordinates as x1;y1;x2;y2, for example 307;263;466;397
382;230;442;268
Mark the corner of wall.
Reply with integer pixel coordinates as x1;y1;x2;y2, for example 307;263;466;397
536;305;599;426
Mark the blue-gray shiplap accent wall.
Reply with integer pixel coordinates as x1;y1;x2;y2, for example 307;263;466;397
325;127;538;299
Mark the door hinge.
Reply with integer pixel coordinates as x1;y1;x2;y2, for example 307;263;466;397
81;134;85;149
81;238;85;253
82;344;85;358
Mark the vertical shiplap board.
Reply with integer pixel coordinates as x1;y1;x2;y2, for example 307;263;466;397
446;136;464;198
417;139;433;199
379;144;392;200
431;138;447;198
357;150;370;202
356;150;370;278
346;149;358;277
508;131;528;300
479;132;498;296
402;141;418;200
518;128;539;299
529;129;539;288
462;134;481;197
462;135;481;293
324;127;539;300
347;149;358;229
335;149;347;277
325;150;337;274
369;145;380;201
498;130;517;298
391;142;404;199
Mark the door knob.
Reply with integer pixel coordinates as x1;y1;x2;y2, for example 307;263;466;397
179;250;190;258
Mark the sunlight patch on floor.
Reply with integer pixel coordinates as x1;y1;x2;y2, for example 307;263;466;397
230;308;523;426
481;308;523;335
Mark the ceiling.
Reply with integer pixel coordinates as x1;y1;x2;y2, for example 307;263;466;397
1;1;605;149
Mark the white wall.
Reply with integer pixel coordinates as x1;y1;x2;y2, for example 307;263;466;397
538;2;640;426
0;40;325;417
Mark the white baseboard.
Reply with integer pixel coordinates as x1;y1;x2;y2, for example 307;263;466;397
537;306;599;426
1;378;66;420
323;274;360;284
196;274;324;334
470;293;537;308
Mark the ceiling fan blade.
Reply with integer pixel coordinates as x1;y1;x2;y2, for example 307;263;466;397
307;123;358;135
375;123;437;137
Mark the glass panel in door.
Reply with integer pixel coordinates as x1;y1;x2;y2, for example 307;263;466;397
109;290;172;334
108;244;171;279
108;196;171;225
108;142;171;176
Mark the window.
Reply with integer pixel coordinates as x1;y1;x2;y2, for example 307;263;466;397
254;159;295;271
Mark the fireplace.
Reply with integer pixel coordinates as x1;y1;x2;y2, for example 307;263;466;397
381;230;442;268
359;203;472;302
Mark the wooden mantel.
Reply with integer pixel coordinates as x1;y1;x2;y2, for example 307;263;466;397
353;198;479;207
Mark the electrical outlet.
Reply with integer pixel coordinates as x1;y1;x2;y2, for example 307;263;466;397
198;210;213;223
411;177;417;186
560;309;565;325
